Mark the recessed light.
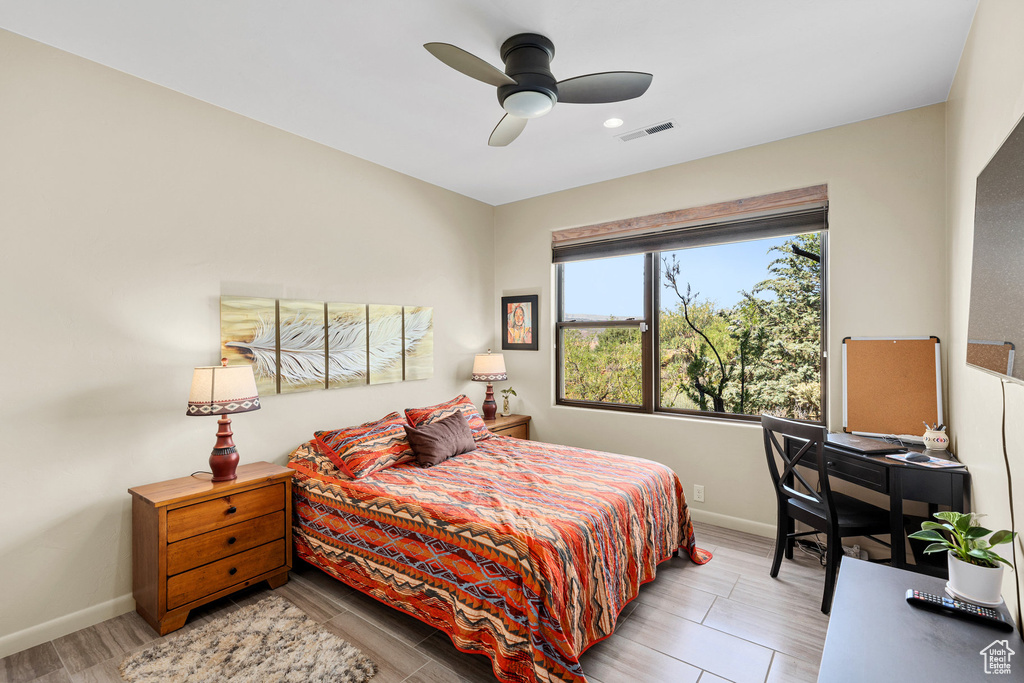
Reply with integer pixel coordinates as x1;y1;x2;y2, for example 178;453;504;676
603;118;624;129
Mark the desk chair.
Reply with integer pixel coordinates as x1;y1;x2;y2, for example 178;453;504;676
762;415;891;613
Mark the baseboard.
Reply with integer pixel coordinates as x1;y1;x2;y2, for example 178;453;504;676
690;509;775;539
0;593;135;659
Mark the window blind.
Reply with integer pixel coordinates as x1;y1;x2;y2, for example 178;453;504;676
551;185;828;263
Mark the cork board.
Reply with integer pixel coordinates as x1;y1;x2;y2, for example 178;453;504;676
967;340;1014;376
842;337;942;437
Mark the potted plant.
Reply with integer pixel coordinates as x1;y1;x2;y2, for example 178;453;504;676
908;511;1016;604
500;387;517;417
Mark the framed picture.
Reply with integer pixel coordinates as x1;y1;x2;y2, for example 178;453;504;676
501;294;539;350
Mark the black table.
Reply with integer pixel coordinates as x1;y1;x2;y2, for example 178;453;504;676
819;559;1021;682
788;437;970;576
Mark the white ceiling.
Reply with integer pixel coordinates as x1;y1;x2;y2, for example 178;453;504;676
0;1;977;206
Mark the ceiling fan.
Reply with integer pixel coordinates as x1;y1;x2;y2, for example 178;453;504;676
424;33;653;147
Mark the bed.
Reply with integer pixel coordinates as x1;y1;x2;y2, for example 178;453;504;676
287;429;710;683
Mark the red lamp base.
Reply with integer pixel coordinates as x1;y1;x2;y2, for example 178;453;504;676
482;382;497;421
209;415;240;482
210;450;239;482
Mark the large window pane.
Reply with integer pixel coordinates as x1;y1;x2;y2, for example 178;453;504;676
561;327;642;406
562;254;644;320
659;233;822;420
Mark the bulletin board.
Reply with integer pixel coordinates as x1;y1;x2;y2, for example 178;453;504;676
967;339;1015;376
842;337;943;439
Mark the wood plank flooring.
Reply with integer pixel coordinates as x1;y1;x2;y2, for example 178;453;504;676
0;521;829;683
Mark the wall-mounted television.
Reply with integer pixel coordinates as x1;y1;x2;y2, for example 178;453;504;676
966;112;1024;382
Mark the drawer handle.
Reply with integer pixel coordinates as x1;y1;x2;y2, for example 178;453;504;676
229;567;237;576
226;506;237;514
227;537;237;545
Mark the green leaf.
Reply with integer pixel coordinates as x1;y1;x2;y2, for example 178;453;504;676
966;548;1000;567
954;514;973;534
920;521;948;532
933;511;962;525
908;530;947;543
988;530;1015;546
964;526;993;539
922;543;950;554
986;551;1013;567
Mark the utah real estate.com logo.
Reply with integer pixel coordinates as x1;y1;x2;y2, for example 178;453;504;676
980;639;1015;675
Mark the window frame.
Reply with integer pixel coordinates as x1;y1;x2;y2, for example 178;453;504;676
554;234;828;424
555;253;655;414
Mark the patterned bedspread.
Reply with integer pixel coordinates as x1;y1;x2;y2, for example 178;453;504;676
287;435;711;683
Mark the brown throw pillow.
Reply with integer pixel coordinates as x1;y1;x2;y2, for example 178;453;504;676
404;411;476;467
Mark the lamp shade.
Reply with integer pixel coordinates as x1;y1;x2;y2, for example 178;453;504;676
472;352;507;382
186;364;261;416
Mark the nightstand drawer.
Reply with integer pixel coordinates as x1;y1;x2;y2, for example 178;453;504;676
496;424;528;439
484;415;531;441
166;511;285;576
166;539;285;610
167;483;285;542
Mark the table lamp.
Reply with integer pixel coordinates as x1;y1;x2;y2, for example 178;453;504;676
471;350;506;420
186;359;261;481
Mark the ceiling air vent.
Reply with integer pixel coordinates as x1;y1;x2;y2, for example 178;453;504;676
616;119;678;142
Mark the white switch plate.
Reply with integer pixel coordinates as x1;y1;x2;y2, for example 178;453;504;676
694;484;705;503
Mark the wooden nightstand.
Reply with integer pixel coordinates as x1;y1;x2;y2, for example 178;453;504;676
485;414;531;440
128;461;293;635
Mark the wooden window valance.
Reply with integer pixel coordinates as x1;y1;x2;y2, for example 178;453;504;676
551;184;828;263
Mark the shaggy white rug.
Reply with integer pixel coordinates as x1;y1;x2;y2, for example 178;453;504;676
120;595;377;682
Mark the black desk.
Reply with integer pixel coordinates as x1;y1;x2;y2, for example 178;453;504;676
819;559;1021;682
786;437;970;576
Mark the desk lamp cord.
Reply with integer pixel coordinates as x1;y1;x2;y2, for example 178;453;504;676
1000;379;1022;629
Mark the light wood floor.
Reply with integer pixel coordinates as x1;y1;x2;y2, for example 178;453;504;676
0;521;829;683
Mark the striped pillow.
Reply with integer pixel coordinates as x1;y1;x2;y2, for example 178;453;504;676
405;394;490;440
287;440;350;480
314;412;414;479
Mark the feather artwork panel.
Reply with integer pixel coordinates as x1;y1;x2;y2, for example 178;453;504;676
404;306;433;381
328;303;367;389
221;296;278;395
369;304;404;384
276;300;326;393
219;296;434;396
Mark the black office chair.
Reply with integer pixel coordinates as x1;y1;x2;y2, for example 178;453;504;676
761;415;891;613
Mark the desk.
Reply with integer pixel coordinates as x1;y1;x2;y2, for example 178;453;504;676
786;437;970;576
819;559;1021;682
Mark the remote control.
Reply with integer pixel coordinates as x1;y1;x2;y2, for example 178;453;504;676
906;589;1015;632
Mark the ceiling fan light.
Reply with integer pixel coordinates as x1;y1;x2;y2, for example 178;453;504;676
502;90;554;119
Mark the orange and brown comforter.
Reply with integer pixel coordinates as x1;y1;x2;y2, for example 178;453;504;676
288;435;711;683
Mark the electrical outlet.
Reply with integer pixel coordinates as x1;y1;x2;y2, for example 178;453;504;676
694;484;705;503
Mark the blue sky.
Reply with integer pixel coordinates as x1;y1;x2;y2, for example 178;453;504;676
563;236;791;318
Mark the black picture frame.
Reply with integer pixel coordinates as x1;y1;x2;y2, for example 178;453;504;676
501;294;539;351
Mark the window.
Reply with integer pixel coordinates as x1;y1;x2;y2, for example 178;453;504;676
558;254;649;408
554;193;827;422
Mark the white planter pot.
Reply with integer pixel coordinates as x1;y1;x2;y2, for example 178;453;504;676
947;552;1004;604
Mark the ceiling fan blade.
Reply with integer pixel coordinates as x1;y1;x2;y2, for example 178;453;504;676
424;42;517;87
556;71;653;104
488;114;528;147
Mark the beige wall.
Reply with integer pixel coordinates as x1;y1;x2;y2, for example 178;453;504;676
0;30;493;657
494;105;948;534
946;0;1024;624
